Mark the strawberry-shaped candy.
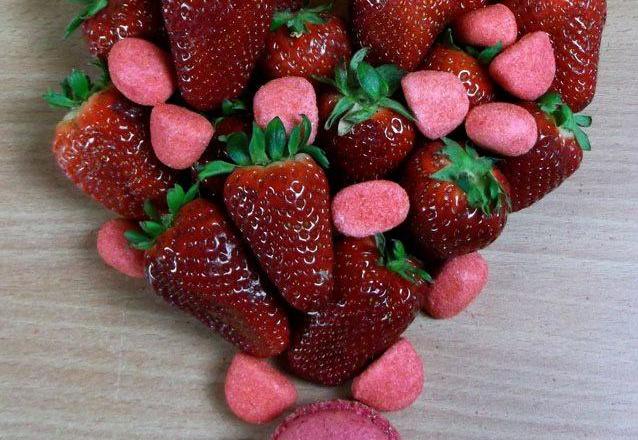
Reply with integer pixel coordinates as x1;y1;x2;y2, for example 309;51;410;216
317;49;416;184
65;0;163;59
502;0;607;112
285;235;430;385
351;0;488;71
44;68;175;219
126;185;291;358
261;3;351;81
498;92;592;212
161;0;275;111
402;138;509;261
198;117;334;312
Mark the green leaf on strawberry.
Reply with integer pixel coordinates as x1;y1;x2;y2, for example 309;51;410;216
538;92;592;151
375;234;432;283
65;0;109;38
43;64;109;110
270;2;332;37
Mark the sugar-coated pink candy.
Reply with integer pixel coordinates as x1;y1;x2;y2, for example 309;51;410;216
401;71;469;139
108;37;176;106
254;77;318;143
97;219;145;278
225;353;297;425
489;31;556;101
351;339;424;412
150;104;214;170
422;252;489;319
271;400;401;440
332;180;409;238
465;103;538;156
453;4;518;48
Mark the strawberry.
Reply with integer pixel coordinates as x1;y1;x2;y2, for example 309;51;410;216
317;49;416;184
502;0;607;112
285;235;430;385
198;117;334;312
44;68;175;219
161;0;275;111
351;0;488;71
498;93;592;212
423;29;500;108
261;3;351;81
65;0;164;59
275;0;303;11
402;138;509;261
126;185;291;358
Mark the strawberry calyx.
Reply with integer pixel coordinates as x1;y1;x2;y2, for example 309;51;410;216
198;115;329;180
316;48;414;136
270;2;332;37
375;234;432;283
538;92;592;151
64;0;109;38
431;138;507;215
43;61;109;112
441;28;503;65
214;99;247;126
125;184;200;250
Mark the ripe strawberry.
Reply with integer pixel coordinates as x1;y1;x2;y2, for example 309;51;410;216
65;0;164;59
44;68;175;219
317;49;416;184
285;235;430;385
502;0;607;112
198;117;334;312
351;0;488;71
161;0;275;111
275;0;303;11
261;3;351;81
126;185;291;358
402;138;509;261
498;93;592;212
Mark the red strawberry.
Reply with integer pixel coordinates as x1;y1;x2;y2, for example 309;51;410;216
44;68;175;219
198;117;334;312
161;0;275;111
261;3;351;81
402;138;510;261
275;0;303;11
498;93;592;212
317;49;416;184
65;0;164;59
126;186;291;358
502;0;607;112
351;0;488;71
285;235;429;385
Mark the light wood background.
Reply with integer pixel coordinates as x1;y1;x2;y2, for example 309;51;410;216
1;1;637;439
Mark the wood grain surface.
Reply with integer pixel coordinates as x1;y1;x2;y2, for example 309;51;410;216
1;1;637;439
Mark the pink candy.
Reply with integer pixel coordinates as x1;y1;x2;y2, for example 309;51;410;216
225;353;297;424
465;103;538;156
108;38;176;106
489;31;556;101
254;77;319;143
97;219;145;278
422;252;489;319
453;4;518;48
150;104;214;170
402;70;469;139
352;339;424;412
332;180;409;238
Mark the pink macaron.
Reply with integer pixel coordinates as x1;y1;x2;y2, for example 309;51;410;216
97;219;145;278
108;37;176;106
453;4;518;48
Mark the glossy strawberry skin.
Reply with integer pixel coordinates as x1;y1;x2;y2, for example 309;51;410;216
423;44;496;108
52;87;175;219
224;155;334;312
82;0;164;59
261;15;351;81
497;102;583;212
402;141;509;261
161;0;275;111
145;199;291;358
318;93;416;184
351;0;488;71
285;237;424;385
502;0;607;112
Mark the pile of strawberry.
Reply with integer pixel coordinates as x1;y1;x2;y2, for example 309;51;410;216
45;0;606;437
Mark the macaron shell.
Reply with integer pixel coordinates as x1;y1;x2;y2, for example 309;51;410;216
453;4;518;48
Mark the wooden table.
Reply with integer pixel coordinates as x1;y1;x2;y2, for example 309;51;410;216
1;1;636;439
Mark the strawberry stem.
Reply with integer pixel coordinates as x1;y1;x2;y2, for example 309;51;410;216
270;2;332;36
375;234;432;283
43;63;109;110
538;92;592;151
